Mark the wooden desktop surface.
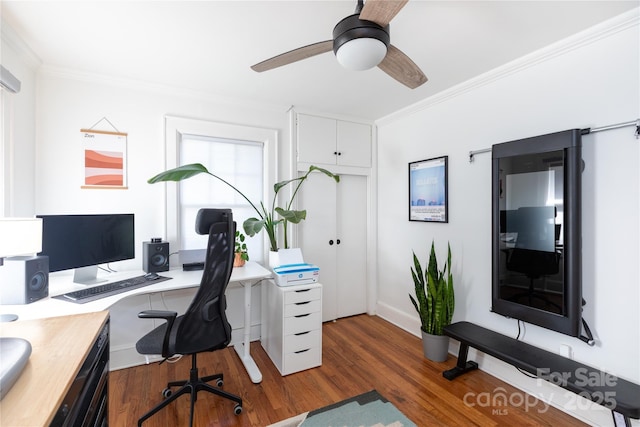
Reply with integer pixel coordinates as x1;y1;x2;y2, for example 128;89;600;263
0;311;109;426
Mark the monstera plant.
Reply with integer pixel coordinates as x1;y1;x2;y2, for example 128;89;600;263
148;163;339;252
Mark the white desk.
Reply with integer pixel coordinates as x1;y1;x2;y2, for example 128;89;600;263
0;261;271;383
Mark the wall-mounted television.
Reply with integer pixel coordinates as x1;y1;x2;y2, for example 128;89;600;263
491;129;582;337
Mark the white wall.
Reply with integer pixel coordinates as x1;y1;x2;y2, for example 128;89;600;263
1;21;39;216
34;69;291;271
375;10;639;427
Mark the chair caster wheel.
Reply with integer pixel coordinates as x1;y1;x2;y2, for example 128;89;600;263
234;404;242;415
162;388;172;398
216;379;224;387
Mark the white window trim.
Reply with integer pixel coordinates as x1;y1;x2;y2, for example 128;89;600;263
1;89;13;216
163;115;278;262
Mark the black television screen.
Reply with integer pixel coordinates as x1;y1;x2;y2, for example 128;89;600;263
37;214;134;284
491;129;582;337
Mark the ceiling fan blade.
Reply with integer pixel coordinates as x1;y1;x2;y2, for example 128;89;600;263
360;0;408;27
378;44;427;89
251;40;333;72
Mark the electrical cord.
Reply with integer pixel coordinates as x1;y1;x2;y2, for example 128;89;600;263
514;320;538;378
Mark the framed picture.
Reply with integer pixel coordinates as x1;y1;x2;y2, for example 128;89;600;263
409;155;448;223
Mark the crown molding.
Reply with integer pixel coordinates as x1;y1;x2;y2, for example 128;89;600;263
376;7;640;127
0;19;42;69
38;65;291;115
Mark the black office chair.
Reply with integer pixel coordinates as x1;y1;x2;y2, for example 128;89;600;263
506;247;562;312
136;209;242;427
504;206;563;312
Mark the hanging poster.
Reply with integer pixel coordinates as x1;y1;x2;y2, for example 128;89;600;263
409;155;448;223
80;129;128;189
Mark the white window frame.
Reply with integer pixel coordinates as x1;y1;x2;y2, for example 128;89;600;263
1;89;12;216
163;115;278;263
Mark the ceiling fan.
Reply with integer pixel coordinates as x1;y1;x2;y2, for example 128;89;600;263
250;0;427;89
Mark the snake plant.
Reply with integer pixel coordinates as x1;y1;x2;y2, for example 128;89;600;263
409;241;455;335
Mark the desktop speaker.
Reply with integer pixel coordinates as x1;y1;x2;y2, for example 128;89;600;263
143;239;170;273
0;255;49;305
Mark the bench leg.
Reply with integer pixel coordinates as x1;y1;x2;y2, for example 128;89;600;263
443;343;479;380
611;411;631;427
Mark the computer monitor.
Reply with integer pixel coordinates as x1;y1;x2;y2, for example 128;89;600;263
37;214;135;284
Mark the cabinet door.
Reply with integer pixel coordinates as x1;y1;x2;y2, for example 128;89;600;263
336;121;371;168
297;114;337;165
298;173;367;321
298;172;338;321
336;175;367;317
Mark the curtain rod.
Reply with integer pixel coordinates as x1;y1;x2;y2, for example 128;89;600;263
468;118;640;162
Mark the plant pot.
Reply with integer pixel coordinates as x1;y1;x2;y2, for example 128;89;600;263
268;248;303;269
268;251;279;269
233;252;246;268
421;330;450;362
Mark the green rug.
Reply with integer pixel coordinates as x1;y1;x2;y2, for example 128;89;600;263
268;390;417;427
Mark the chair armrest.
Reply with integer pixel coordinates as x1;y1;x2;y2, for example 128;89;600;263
138;310;177;320
138;310;177;358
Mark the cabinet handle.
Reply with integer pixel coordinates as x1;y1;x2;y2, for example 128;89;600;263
333;151;338;155
337;239;341;245
295;289;310;293
295;313;311;318
329;240;334;245
294;348;311;354
294;331;310;336
295;301;310;306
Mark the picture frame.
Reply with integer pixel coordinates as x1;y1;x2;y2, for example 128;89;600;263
409;155;448;223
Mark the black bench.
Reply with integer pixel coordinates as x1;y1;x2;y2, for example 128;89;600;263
443;321;640;426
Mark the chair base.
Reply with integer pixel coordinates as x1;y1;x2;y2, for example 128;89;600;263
138;354;242;427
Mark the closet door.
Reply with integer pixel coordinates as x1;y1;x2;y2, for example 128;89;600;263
298;173;367;321
335;175;367;317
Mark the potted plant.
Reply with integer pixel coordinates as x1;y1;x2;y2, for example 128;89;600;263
409;241;455;362
148;163;339;254
234;230;249;267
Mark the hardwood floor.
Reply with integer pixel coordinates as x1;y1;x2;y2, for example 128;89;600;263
109;314;587;426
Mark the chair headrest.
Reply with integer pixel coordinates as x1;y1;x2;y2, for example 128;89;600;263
195;209;233;235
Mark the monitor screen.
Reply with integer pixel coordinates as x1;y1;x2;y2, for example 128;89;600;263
37;214;134;284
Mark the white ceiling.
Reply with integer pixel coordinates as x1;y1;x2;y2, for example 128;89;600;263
1;1;637;120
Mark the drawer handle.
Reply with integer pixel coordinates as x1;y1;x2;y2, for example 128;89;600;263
294;331;310;336
294;348;310;354
295;289;311;293
295;301;310;306
295;313;310;318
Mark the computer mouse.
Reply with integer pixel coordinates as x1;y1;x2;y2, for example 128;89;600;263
144;272;160;280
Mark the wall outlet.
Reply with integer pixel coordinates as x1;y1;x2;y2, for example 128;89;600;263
559;344;572;358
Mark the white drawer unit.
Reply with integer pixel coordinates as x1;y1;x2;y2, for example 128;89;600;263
261;281;322;375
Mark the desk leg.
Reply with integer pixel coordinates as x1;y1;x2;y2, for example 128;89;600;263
233;280;262;384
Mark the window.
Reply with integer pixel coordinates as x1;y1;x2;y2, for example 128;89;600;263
179;135;263;252
164;116;277;264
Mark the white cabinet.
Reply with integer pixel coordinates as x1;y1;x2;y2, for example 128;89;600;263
262;281;322;376
296;113;371;168
298;173;368;321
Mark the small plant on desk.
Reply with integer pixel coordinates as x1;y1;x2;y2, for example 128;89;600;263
234;231;249;267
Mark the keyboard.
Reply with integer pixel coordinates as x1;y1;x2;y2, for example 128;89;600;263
59;274;172;304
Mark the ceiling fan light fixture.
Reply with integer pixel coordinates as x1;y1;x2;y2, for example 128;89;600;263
333;14;390;71
336;38;387;71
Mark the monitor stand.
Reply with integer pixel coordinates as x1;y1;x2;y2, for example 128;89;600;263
73;265;107;285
